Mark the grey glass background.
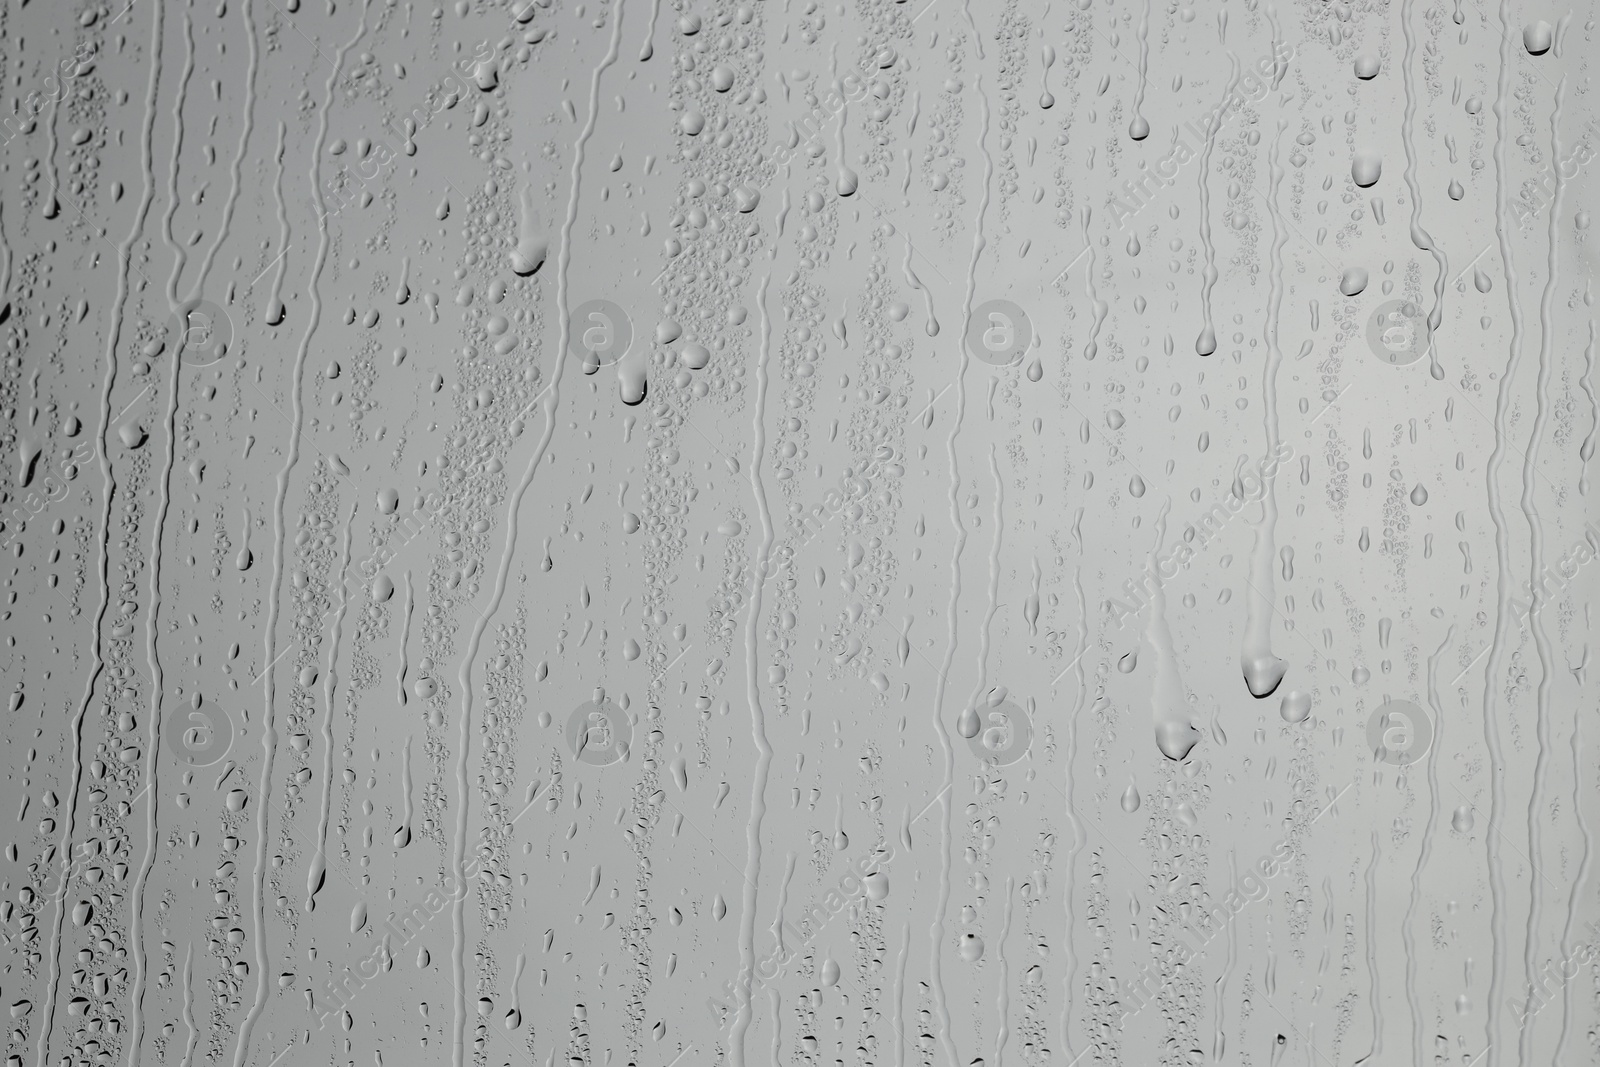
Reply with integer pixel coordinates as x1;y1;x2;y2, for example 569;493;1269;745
0;1;1596;1066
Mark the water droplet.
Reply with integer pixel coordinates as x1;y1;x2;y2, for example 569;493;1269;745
957;706;981;739
1339;267;1369;296
1352;150;1383;188
1156;720;1203;761
1242;653;1288;698
1523;20;1553;55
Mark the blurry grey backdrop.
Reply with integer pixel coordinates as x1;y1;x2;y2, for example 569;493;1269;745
0;1;1596;1067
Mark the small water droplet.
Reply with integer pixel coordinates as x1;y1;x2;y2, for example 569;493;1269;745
957;706;981;739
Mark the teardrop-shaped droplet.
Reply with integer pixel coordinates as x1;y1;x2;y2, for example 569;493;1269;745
957;706;981;739
1156;721;1203;761
1279;690;1312;723
1120;782;1141;812
1242;654;1288;698
1351;150;1383;188
1410;483;1429;506
1339;267;1369;296
1474;268;1492;293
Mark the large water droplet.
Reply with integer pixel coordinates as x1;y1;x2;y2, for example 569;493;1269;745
1156;721;1203;761
1242;653;1288;698
1522;20;1553;55
1339;267;1369;296
1352;150;1383;188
